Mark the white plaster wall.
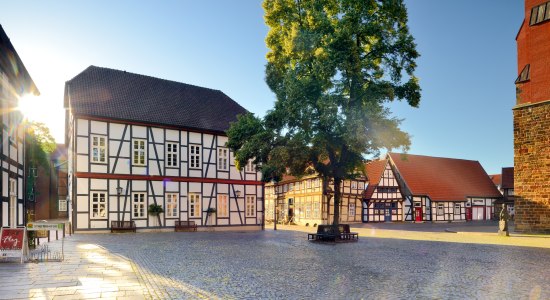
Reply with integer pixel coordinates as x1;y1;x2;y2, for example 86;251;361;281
132;126;147;138
90;121;107;135
77;119;89;135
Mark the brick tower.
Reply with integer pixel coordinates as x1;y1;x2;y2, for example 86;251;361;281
514;0;550;233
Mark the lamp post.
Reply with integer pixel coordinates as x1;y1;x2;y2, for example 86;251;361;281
324;184;333;225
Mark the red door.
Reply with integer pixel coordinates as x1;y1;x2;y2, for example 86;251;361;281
466;207;472;221
415;207;423;222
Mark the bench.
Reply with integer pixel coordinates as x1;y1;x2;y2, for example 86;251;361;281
308;224;358;242
111;221;136;233
175;220;197;232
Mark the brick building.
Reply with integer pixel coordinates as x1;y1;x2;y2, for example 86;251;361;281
513;0;550;232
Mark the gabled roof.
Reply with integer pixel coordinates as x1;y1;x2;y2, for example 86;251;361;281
501;167;514;189
363;159;387;199
0;24;39;95
490;174;502;186
388;153;502;201
64;66;248;133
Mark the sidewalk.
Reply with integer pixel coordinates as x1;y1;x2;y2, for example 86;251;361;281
0;236;149;300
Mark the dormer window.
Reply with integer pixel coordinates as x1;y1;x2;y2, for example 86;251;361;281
530;1;550;25
515;64;530;83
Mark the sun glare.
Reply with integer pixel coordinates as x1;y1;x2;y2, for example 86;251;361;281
17;94;41;121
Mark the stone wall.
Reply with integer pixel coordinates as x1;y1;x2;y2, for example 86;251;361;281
513;101;550;233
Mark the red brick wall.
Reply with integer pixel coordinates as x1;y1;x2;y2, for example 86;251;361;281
516;0;550;105
513;103;550;233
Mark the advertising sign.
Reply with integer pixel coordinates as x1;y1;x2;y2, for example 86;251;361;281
0;228;24;250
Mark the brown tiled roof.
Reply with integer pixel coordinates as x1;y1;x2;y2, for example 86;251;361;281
64;66;247;133
389;153;502;201
363;159;387;199
490;174;502;186
501;167;514;189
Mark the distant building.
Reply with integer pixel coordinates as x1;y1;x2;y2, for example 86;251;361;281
33;144;68;220
0;24;39;228
513;0;550;233
265;174;365;226
364;153;502;222
490;174;502;192
64;66;263;231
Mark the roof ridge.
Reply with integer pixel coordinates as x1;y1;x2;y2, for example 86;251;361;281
389;152;480;163
69;65;224;94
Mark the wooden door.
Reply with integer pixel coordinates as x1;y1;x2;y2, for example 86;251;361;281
415;207;422;222
466;207;472;221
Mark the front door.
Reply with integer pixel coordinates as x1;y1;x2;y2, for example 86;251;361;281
415;207;423;222
466;207;472;221
9;178;17;228
473;207;485;220
385;208;392;222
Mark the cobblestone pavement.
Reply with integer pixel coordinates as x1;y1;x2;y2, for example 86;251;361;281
80;227;550;300
0;237;149;299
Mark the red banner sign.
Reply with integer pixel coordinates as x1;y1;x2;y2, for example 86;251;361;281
0;228;25;250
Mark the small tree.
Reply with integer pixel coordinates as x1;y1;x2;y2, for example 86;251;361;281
228;0;420;227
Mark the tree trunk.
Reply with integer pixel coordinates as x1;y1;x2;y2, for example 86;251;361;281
332;177;342;227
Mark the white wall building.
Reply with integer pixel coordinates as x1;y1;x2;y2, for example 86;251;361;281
64;66;263;231
0;25;39;228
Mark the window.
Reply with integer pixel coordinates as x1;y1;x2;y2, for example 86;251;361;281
454;203;461;215
166;142;179;167
246;195;256;217
358;182;365;190
91;192;107;219
295;182;300;191
218;194;229;217
245;160;254;172
530;1;550;25
189;193;201;217
351;181;357;189
349;203;356;217
133;139;146;166
283;184;288;192
437;204;445;216
307;180;311;189
305;203;311;218
313;202;320;218
59;199;67;212
515;64;530;83
166;193;178;217
289;183;294;191
189;145;201;169
315;178;320;187
132;193;146;218
91;135;107;163
508;189;514;196
218;148;228;170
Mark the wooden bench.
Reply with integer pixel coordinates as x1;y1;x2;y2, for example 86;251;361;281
175;220;197;232
111;221;136;233
308;224;358;242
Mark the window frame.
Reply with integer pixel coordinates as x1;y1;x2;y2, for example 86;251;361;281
166;193;179;218
453;203;461;215
246;195;256;217
437;203;445;216
530;1;550;25
91;135;108;164
132;139;147;166
515;64;530;84
244;159;254;173
349;203;356;217
217;194;229;217
91;192;107;219
189;193;201;217
189;145;202;169
217;147;229;171
166;142;179;168
132;193;146;218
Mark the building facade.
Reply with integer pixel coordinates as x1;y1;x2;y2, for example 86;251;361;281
513;0;550;233
65;66;263;231
0;25;39;228
265;175;365;226
364;153;502;223
33;144;68;220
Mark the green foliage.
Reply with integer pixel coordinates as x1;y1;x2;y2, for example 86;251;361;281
228;0;421;224
27;121;56;170
148;204;164;215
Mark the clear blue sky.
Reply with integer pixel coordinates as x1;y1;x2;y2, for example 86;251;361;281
1;0;523;175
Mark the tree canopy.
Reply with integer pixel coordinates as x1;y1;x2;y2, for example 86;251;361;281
227;0;421;225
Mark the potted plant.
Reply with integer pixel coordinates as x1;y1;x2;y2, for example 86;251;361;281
206;207;217;215
148;204;164;216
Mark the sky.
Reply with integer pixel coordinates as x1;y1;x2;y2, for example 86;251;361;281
0;0;524;175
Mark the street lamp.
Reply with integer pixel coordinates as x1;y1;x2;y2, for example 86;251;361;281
117;187;123;221
324;184;333;224
235;190;241;198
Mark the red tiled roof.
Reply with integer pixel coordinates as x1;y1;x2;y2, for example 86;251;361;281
490;174;502;186
363;159;387;199
501;167;514;189
389;153;502;201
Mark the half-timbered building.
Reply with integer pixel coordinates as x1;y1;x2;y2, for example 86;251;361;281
364;153;502;222
265;174;365;226
64;66;263;231
0;25;39;228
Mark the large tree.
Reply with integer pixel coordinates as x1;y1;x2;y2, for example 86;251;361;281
228;0;420;226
